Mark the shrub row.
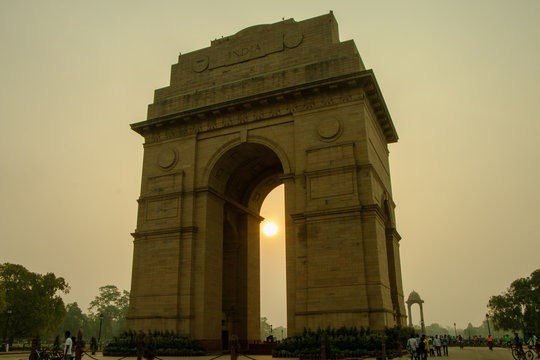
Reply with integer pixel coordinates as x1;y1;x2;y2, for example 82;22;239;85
272;326;414;358
103;330;205;357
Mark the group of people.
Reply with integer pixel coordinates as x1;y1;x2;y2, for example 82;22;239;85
407;334;450;359
407;332;539;359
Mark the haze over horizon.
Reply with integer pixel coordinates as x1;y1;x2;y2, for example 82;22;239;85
1;1;539;331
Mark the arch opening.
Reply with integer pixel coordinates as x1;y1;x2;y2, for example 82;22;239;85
208;142;284;210
209;142;286;347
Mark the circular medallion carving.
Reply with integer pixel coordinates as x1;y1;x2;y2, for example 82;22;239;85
192;56;209;73
317;119;342;142
283;30;303;48
158;149;177;169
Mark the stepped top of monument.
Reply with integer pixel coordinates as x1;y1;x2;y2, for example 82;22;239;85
147;13;363;115
136;13;398;143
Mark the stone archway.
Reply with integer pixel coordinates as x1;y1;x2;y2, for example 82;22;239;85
127;13;406;351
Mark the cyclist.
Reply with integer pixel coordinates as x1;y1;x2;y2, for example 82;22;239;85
506;334;512;347
527;333;538;353
514;333;524;354
528;333;538;346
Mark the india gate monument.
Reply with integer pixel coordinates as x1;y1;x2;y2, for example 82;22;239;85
127;13;406;350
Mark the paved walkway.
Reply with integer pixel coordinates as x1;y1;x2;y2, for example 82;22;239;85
403;347;518;360
414;347;515;359
0;347;520;360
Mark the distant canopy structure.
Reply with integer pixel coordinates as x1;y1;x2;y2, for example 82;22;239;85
406;290;426;335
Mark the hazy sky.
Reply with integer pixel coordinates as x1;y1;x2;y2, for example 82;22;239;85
1;1;539;331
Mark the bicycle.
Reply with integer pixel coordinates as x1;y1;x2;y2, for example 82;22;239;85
29;347;64;360
526;345;539;359
512;345;534;360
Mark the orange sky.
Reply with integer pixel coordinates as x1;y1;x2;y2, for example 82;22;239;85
1;0;539;330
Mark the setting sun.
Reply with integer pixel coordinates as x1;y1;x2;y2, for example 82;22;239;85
262;221;278;236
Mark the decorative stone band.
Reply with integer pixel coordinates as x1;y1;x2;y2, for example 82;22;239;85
131;70;398;145
126;315;193;320
295;308;399;316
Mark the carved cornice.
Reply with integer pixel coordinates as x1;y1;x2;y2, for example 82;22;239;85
279;173;296;182
138;190;183;202
131;226;198;239
290;203;400;225
296;307;395;316
126;315;193;320
361;203;387;220
131;70;398;144
304;164;358;177
290;205;363;221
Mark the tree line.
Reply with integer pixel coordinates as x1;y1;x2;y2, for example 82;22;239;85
2;262;537;347
0;263;129;346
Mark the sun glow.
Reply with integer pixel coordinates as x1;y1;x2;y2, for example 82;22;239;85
262;221;278;236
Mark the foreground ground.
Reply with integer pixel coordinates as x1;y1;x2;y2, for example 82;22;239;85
0;347;519;360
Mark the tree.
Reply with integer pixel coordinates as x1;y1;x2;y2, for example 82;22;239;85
260;317;272;340
0;282;6;313
260;317;287;340
488;269;540;334
424;323;450;336
0;263;69;343
88;285;130;342
464;322;475;340
56;303;87;335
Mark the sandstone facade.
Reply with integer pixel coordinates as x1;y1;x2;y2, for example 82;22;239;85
127;13;406;350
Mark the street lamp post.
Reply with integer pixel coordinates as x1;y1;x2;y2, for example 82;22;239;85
454;323;457;338
4;310;12;351
485;314;491;335
98;314;104;349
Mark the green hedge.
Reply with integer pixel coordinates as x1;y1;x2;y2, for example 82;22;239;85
272;326;415;358
103;330;205;357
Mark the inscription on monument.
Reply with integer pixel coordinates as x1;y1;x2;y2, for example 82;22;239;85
229;43;262;60
146;198;179;220
195;28;304;72
147;173;182;194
